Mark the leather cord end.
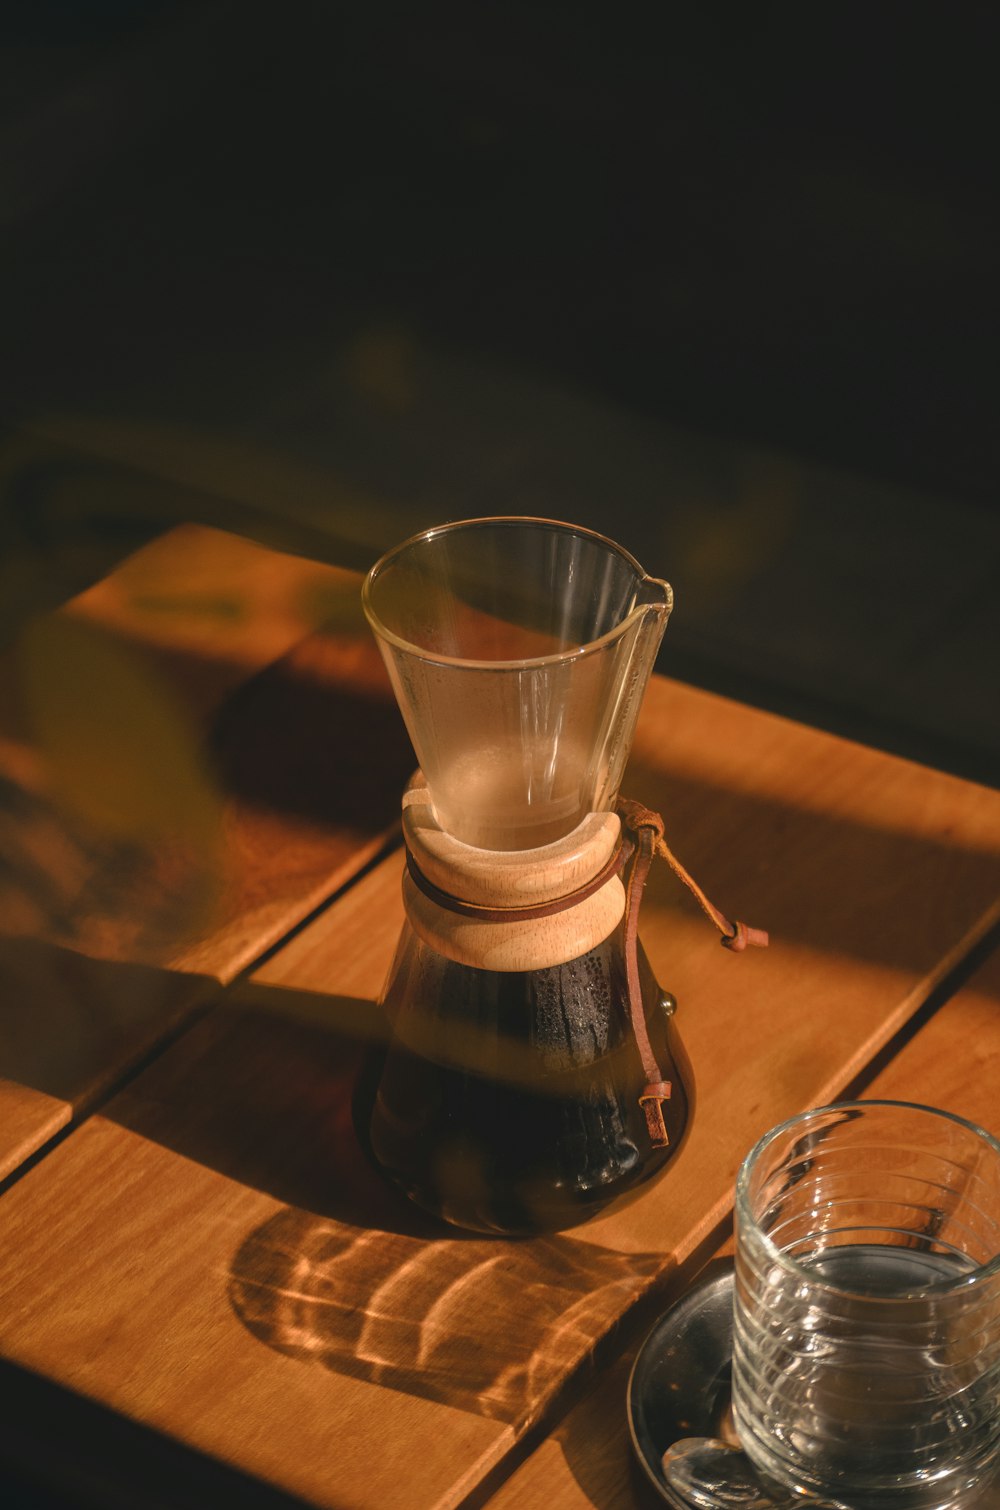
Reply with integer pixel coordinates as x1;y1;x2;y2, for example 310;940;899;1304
722;920;770;952
638;1083;672;1148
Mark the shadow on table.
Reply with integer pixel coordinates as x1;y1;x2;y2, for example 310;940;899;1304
0;598;412;1147
622;750;1000;981
0;1356;320;1510
0;935;209;1106
230;1203;662;1427
105;980;668;1428
0;600;413;929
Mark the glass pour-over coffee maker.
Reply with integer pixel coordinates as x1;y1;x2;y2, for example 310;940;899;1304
361;517;692;1235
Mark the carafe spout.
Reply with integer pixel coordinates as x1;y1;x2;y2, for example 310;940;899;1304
635;574;674;620
629;575;673;680
582;575;673;821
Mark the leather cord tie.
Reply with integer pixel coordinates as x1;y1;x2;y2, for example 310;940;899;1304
404;801;767;1152
617;798;770;953
617;797;769;1149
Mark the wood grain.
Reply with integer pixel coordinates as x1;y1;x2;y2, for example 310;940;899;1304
481;944;1000;1510
0;524;413;1177
0;679;996;1508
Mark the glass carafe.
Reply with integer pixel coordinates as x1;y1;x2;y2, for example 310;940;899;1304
361;517;692;1234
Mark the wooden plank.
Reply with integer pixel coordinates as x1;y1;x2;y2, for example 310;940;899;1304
859;942;1000;1131
0;681;997;1508
481;944;1000;1510
0;524;413;1177
0;1078;69;1184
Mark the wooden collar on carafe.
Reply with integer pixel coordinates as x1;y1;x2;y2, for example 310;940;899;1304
400;775;627;974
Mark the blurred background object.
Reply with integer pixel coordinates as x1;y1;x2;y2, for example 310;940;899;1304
1;0;997;782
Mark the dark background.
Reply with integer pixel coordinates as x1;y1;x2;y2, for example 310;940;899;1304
1;0;998;782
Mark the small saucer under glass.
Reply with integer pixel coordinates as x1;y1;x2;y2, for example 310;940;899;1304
627;1261;1000;1509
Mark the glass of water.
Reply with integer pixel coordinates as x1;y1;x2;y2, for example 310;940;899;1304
732;1100;1000;1509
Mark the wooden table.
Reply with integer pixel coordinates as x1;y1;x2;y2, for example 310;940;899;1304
0;526;998;1509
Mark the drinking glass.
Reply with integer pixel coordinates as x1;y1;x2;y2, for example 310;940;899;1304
732;1100;1000;1510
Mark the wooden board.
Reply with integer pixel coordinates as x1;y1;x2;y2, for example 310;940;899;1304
482;942;1000;1510
0;679;997;1508
0;524;413;1178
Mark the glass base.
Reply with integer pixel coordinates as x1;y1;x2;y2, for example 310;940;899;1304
362;923;692;1235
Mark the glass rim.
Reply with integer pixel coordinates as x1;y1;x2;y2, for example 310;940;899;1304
361;514;671;670
735;1099;1000;1299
